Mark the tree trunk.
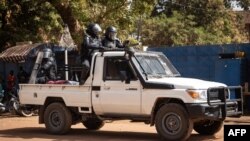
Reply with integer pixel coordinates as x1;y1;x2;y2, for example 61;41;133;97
48;1;81;36
1;10;7;29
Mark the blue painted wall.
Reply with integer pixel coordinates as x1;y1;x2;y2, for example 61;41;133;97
147;43;250;87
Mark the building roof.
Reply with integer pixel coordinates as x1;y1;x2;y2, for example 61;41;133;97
0;43;44;63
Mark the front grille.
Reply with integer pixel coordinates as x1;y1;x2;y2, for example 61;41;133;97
207;87;229;101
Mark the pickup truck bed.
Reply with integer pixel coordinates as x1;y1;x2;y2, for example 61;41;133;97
19;84;92;112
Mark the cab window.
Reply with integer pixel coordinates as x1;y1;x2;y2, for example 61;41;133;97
104;57;136;81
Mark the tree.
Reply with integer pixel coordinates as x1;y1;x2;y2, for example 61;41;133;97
238;0;250;10
141;0;248;46
0;0;248;51
0;0;155;51
0;0;63;51
80;0;154;40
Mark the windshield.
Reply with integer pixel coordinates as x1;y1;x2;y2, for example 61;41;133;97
132;52;180;78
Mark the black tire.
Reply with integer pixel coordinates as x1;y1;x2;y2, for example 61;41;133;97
82;118;104;130
44;103;72;134
194;120;223;135
155;103;193;141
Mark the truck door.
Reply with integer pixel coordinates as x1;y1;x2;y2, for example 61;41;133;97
97;56;141;114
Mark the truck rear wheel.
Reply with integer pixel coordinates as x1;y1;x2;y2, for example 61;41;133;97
44;103;72;134
194;120;223;135
82;118;104;130
155;103;193;141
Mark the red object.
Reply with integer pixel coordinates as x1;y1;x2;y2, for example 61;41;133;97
7;74;15;91
47;81;55;84
47;80;67;84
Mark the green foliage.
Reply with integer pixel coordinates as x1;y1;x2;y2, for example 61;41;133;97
142;0;248;46
142;12;198;46
0;0;248;51
0;0;63;50
0;0;155;50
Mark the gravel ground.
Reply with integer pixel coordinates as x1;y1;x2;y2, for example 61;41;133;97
0;113;250;141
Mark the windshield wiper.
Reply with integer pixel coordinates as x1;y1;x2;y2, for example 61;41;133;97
151;74;163;78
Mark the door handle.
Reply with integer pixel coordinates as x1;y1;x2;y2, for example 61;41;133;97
104;86;110;90
126;88;138;91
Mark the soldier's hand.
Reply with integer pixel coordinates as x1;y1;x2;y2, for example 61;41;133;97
99;46;105;51
123;40;130;46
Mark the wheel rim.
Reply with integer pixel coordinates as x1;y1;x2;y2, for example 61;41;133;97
50;111;61;127
162;112;182;135
21;108;33;116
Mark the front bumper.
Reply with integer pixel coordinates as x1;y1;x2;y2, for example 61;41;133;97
186;86;243;120
186;101;242;120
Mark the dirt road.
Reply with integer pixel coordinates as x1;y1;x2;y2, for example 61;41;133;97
0;114;250;141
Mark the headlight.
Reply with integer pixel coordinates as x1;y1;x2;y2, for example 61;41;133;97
186;89;207;100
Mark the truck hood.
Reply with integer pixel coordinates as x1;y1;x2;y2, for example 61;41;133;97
148;77;227;89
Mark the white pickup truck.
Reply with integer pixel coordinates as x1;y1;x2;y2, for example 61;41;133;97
19;48;243;141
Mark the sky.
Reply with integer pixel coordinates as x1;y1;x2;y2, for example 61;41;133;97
232;1;243;11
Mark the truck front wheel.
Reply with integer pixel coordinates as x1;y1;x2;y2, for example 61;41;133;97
194;120;223;135
44;103;72;134
82;118;104;130
155;103;193;141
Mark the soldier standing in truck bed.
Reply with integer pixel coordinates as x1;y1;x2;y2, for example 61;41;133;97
102;26;129;49
80;23;104;84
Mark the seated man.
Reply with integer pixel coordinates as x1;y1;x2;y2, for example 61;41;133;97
36;48;57;84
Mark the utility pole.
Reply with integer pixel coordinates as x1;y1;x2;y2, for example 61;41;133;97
137;15;142;41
